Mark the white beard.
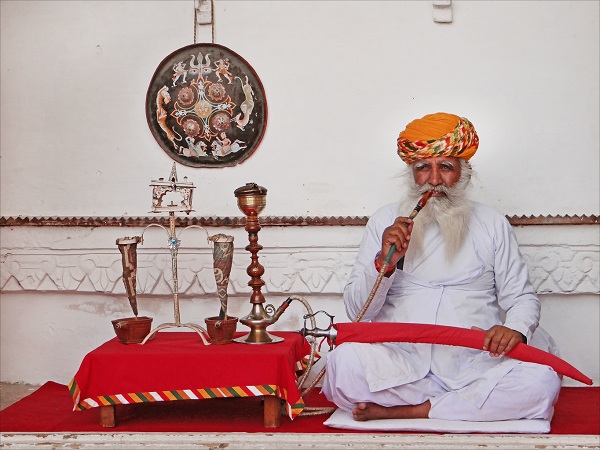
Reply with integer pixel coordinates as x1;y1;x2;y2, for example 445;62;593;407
401;165;473;262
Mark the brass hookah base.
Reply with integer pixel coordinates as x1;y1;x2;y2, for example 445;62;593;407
234;303;284;344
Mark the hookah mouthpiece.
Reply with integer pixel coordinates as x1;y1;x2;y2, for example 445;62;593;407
418;189;433;208
409;190;433;219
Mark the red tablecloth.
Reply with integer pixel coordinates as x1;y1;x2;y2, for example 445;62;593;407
69;331;310;419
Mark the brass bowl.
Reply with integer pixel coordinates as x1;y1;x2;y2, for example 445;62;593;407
234;183;267;216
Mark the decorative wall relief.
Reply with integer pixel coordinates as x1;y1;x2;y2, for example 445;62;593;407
522;245;599;294
0;249;356;296
146;43;267;168
1;242;598;296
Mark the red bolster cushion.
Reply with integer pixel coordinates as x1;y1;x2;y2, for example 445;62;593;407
333;322;592;385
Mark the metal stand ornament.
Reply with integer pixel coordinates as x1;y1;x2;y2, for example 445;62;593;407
113;164;239;346
135;163;212;345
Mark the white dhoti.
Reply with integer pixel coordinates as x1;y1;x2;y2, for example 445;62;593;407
322;343;561;421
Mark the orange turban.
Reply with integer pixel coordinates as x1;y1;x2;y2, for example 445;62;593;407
397;112;479;165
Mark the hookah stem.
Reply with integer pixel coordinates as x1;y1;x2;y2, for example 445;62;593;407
354;190;433;323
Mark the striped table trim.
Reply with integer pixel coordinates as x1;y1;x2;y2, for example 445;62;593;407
68;379;305;419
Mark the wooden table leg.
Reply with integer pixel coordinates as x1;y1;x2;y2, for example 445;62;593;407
99;405;116;427
263;395;282;428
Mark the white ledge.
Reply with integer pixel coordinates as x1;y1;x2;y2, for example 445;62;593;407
1;431;599;449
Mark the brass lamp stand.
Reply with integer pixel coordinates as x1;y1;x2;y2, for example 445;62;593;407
140;164;210;345
233;183;284;344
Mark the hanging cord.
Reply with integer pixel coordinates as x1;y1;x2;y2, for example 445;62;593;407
194;0;215;44
210;0;215;43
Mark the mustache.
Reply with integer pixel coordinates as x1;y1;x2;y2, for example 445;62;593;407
417;184;450;195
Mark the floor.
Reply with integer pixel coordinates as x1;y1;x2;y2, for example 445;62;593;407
1;382;598;449
0;382;41;411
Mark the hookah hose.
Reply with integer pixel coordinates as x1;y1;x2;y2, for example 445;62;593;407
299;191;433;406
354;190;433;322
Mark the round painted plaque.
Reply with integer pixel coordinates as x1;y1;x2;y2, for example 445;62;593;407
146;43;268;168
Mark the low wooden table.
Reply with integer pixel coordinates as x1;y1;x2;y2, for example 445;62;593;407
69;331;309;428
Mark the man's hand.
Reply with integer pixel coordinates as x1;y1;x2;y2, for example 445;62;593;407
471;325;523;357
379;217;414;268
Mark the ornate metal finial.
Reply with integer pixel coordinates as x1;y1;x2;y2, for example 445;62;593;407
149;163;195;214
168;162;179;183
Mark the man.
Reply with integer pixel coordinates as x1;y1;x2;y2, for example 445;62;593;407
322;112;561;422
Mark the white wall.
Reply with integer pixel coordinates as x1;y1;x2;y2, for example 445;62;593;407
1;224;598;387
1;1;598;217
1;1;598;388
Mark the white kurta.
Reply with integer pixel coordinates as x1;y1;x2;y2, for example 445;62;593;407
339;201;553;409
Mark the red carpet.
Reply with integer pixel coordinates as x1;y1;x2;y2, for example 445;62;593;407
1;382;598;434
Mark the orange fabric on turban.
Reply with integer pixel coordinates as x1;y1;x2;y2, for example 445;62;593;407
397;112;479;165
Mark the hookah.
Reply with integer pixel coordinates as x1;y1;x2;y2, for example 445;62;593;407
232;183;294;344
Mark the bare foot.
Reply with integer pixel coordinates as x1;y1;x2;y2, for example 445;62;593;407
352;401;431;421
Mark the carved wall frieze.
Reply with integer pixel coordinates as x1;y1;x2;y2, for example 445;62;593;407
521;245;600;294
0;214;598;227
1;244;598;295
0;248;356;296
